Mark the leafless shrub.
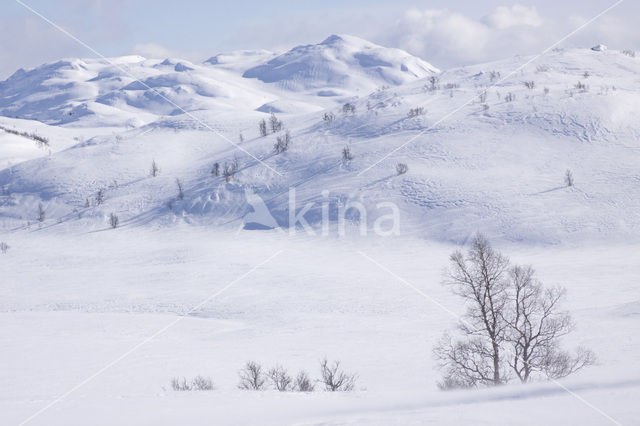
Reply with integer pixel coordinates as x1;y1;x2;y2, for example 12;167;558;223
622;49;636;57
96;189;105;206
444;83;459;90
428;76;440;91
482;103;490;112
342;103;356;115
342;146;354;162
176;179;184;200
268;366;293;391
150;160;159;177
323;112;336;122
0;242;9;254
565;169;574;187
273;130;291;154
583;71;590;79
109;213;119;229
489;71;501;82
239;132;244;143
396;163;408;175
211;162;220;177
259;119;267;137
223;159;239;182
238;361;267;390
544;87;550;96
171;376;214;391
293;371;315;392
478;91;487;103
0;125;49;147
408;107;425;118
524;81;536;90
319;358;357;392
37;203;45;222
505;92;516;102
574;81;589;93
535;65;550;73
269;113;283;133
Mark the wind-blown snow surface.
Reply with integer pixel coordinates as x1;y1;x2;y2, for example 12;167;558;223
1;36;640;425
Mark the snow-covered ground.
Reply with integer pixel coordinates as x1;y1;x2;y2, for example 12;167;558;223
1;35;639;425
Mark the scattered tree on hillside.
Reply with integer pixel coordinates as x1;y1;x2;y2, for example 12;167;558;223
109;213;119;229
273;131;291;154
565;170;574;187
96;189;105;206
408;107;425;117
269;113;283;133
267;366;293;392
342;103;356;115
319;358;357;391
211;162;220;177
37;203;46;222
342;146;353;162
524;81;536;90
396;163;409;175
259;119;268;137
0;241;9;254
150;160;159;177
176;178;184;200
323;112;336;122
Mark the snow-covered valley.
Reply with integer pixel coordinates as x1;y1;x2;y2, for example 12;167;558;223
1;34;639;425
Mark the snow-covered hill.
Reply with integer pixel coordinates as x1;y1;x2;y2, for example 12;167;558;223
1;42;639;244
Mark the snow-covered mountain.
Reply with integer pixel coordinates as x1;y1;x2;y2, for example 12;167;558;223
1;38;639;244
243;34;439;92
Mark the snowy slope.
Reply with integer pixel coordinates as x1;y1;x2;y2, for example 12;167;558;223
1;45;639;244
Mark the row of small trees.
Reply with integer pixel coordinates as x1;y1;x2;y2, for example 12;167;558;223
172;358;358;393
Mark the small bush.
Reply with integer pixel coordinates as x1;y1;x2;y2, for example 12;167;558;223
268;366;293;392
622;49;636;58
505;92;516;102
342;146;354;162
323;112;336;122
109;213;119;229
238;361;267;390
37;203;45;222
396;163;408;175
150;160;159;177
269;113;284;133
259;119;268;137
0;241;9;254
342;103;356;115
478;91;487;103
524;81;536;90
211;162;220;177
583;71;590;79
489;71;501;82
171;376;214;391
96;189;105;206
319;358;357;392
223;159;239;182
565;169;574;187
408;107;425;118
293;371;315;392
176;179;184;200
574;81;589;92
444;83;459;90
273;131;292;154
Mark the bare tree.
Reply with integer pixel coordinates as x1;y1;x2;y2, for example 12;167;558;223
0;241;9;254
408;107;425;117
176;179;184;200
269;113;283;133
223;160;239;182
109;213;119;229
171;376;214;391
238;361;267;390
259;119;268;137
293;371;315;392
211;162;220;177
323;112;336;122
273;131;291;154
396;163;409;175
505;266;595;383
565;170;574;187
505;92;516;102
428;76;440;91
37;203;45;222
150;160;159;177
342;146;353;162
319;358;357;391
239;132;244;143
96;189;105;206
342;103;356;115
268;365;293;391
524;81;536;90
435;234;511;387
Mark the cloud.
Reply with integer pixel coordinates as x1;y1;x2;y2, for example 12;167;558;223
484;5;542;30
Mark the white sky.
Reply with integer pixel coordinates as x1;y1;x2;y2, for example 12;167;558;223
0;0;638;78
